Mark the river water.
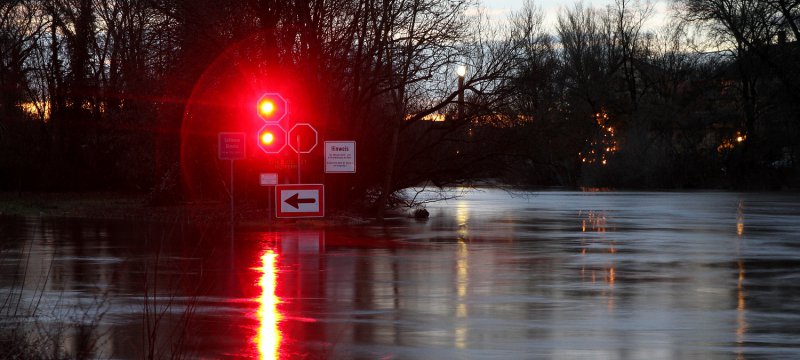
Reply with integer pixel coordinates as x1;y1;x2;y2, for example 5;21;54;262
2;190;800;359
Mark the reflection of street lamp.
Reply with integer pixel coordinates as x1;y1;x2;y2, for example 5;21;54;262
457;65;466;121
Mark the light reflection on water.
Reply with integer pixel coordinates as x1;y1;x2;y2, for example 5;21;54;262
254;249;280;360
736;199;747;360
2;190;800;359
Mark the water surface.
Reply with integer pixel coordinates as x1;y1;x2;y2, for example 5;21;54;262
2;190;800;359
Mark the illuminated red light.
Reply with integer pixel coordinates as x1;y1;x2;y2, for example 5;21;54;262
257;124;287;154
261;131;275;145
259;100;276;117
256;93;288;122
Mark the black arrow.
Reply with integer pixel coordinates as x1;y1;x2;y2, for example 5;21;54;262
285;193;316;209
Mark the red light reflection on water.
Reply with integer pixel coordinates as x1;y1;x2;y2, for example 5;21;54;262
254;249;281;360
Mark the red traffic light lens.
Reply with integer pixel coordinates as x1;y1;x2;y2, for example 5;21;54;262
256;124;287;154
256;93;287;122
258;99;276;117
260;131;275;145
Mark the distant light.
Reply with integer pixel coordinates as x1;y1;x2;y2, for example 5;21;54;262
457;65;466;77
736;136;744;143
419;113;446;122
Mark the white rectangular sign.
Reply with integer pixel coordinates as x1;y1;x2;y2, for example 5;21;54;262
325;141;356;173
260;173;278;186
275;184;324;218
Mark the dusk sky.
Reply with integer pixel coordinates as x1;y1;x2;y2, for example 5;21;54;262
482;0;673;30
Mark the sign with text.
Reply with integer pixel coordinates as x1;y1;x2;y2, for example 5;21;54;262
260;173;278;186
275;184;324;218
324;141;356;173
218;132;246;160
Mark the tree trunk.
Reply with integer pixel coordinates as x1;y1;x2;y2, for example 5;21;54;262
376;120;401;220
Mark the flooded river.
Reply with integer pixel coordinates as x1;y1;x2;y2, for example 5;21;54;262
2;190;800;359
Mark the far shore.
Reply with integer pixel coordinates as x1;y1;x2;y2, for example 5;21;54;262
0;192;375;227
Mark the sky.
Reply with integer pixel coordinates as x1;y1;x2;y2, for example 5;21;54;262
480;0;673;31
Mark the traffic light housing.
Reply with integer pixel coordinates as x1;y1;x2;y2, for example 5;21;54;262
257;93;288;122
257;124;287;154
256;93;289;155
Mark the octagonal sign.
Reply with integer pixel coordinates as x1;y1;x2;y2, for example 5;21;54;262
288;123;318;154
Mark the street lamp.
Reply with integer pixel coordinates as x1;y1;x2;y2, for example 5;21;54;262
457;65;466;121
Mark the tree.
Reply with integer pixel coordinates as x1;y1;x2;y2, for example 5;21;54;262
679;0;800;186
503;1;578;185
0;1;48;189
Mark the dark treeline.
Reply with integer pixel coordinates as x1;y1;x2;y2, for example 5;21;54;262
1;0;798;212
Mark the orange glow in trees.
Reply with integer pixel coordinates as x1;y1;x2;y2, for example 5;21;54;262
255;250;281;360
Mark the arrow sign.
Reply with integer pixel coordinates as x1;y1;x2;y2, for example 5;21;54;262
285;193;316;209
275;184;324;218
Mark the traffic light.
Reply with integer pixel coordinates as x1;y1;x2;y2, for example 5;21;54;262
257;124;287;154
256;93;289;155
257;93;288;122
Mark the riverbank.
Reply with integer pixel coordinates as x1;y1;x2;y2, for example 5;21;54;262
0;192;145;218
0;192;372;226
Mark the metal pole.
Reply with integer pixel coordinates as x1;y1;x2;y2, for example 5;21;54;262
297;134;301;183
230;160;235;225
458;75;464;121
230;160;235;273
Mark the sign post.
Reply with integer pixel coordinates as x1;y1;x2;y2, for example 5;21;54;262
219;132;246;259
218;132;246;215
260;173;279;218
288;123;318;183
